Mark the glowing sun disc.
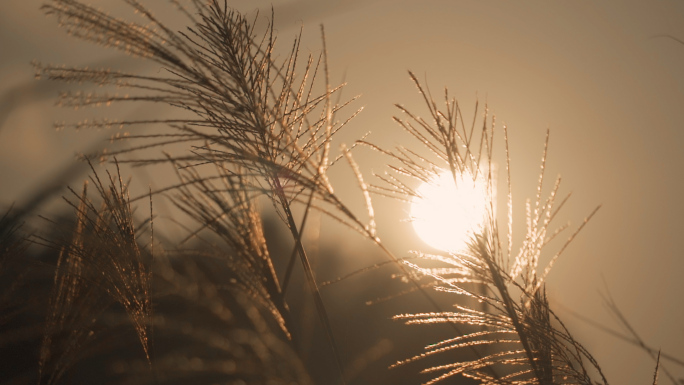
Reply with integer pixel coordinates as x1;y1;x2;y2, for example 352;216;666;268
411;171;489;252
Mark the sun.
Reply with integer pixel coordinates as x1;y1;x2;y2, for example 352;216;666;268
410;170;491;252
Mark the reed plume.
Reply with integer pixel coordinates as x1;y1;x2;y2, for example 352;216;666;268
34;0;367;382
372;73;609;384
35;162;152;384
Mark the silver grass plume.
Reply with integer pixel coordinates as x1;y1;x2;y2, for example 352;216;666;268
35;1;371;383
372;73;607;385
36;162;152;384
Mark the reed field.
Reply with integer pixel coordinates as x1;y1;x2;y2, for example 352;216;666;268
1;1;682;384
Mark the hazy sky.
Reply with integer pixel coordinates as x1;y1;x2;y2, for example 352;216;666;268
2;1;684;383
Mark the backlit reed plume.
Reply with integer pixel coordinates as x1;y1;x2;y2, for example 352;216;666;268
372;73;610;384
34;0;372;382
35;162;152;384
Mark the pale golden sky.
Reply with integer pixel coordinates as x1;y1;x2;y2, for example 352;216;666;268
2;1;684;383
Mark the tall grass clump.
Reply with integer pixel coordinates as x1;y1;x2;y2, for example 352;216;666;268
0;0;670;384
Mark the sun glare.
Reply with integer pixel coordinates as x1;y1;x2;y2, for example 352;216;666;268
411;170;490;252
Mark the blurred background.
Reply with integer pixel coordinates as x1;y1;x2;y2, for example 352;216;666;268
1;0;684;384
